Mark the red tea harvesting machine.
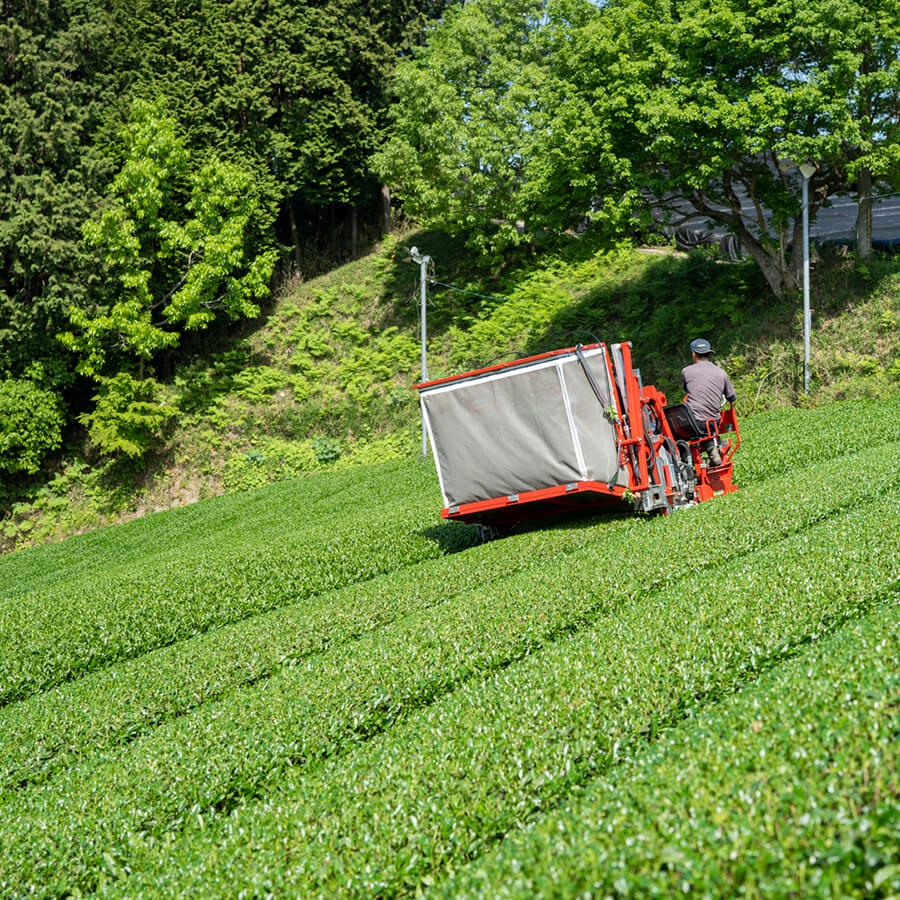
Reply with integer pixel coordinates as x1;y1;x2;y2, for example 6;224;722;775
416;342;739;534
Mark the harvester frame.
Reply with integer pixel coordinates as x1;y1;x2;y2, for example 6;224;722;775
416;341;739;531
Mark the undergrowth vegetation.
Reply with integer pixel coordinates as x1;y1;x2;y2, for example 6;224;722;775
0;395;897;897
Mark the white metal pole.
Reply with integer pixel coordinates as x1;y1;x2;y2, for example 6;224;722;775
419;256;429;457
801;173;811;395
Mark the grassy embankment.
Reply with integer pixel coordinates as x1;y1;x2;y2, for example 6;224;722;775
2;229;898;552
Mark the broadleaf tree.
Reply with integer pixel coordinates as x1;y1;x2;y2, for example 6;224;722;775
781;0;900;258
60;100;277;379
372;0;556;258
378;0;900;297
0;377;64;475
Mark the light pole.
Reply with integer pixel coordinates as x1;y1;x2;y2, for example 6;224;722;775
410;246;431;457
798;162;817;395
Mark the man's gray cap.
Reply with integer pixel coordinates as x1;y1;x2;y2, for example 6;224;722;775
690;338;712;354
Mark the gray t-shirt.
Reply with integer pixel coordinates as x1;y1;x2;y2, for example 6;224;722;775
681;359;737;424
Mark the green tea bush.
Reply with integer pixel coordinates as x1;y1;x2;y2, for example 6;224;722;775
1;397;899;897
98;493;900;899
1;454;898;896
0;455;431;602
435;600;900;899
0;459;455;704
732;394;900;486
0;442;895;801
0;510;631;795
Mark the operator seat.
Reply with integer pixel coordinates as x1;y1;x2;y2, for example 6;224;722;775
662;403;718;442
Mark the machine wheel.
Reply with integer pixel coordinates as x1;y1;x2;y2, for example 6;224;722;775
477;524;505;543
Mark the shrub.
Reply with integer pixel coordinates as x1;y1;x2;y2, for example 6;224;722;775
2;397;900;897
312;435;341;464
1;444;898;895
79;373;179;458
0;379;64;475
436;600;900;899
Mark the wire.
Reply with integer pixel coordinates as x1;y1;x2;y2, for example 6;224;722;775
429;253;721;309
429;281;515;304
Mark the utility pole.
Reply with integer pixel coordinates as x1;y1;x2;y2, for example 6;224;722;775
781;158;817;396
799;162;817;396
410;246;431;457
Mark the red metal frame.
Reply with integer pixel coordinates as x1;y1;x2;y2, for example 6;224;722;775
677;401;741;502
414;345;600;391
422;342;739;527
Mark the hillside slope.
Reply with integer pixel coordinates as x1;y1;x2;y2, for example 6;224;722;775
2;231;899;553
0;397;897;896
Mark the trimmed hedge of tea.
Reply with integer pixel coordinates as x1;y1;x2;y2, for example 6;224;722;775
0;460;468;706
0;455;430;601
433;598;900;899
0;508;632;794
1;392;895;710
2;471;898;896
0;442;895;802
0;441;896;800
0;398;898;898
2;439;895;798
95;493;900;898
731;393;900;486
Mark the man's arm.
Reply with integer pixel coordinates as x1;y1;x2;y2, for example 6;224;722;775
722;370;737;404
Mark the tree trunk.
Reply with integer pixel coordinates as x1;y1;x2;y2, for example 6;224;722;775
856;167;873;260
287;199;302;274
380;184;392;235
329;204;337;257
732;219;798;298
743;240;792;298
350;205;358;258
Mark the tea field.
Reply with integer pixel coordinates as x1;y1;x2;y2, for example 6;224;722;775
0;396;898;898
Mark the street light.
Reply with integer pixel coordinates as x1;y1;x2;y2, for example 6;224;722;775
409;246;431;457
780;158;818;395
798;161;817;395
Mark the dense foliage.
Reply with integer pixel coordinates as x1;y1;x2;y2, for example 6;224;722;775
0;0;449;474
0;458;459;705
377;0;900;294
2;0;898;488
59;101;277;380
0;397;897;896
0;1;114;386
77;373;179;458
0;377;64;474
106;0;432;258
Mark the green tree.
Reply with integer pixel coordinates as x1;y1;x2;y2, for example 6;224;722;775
60;100;277;378
780;1;900;258
531;0;900;296
0;0;114;385
379;0;900;297
106;0;452;267
373;0;554;257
